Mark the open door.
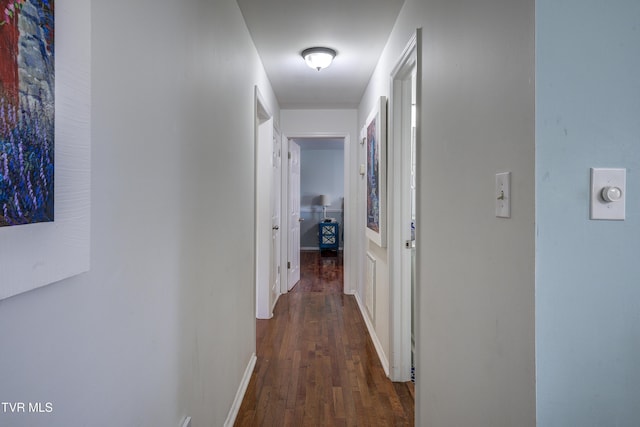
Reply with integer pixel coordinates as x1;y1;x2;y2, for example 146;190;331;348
287;140;301;290
271;130;282;304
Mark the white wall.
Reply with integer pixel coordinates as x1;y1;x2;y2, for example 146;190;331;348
359;0;536;426
281;110;358;293
0;1;278;426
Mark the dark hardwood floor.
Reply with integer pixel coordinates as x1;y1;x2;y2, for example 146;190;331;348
235;250;415;426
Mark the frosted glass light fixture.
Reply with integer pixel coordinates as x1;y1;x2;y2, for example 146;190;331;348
302;47;336;71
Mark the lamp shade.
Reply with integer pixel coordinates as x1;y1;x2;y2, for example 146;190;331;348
319;195;330;206
302;47;336;71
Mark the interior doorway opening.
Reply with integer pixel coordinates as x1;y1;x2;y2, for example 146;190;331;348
296;138;345;248
282;136;348;294
390;31;420;383
254;87;279;320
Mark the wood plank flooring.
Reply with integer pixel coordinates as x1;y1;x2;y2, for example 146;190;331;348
235;251;414;426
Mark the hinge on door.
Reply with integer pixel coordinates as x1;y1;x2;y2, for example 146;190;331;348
288;152;291;159
288;261;291;269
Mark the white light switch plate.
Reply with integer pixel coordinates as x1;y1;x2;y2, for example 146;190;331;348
496;172;511;218
590;168;626;220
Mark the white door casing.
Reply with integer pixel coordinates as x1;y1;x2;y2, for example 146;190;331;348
271;130;282;308
255;87;274;319
288;140;301;290
389;31;420;381
280;132;351;296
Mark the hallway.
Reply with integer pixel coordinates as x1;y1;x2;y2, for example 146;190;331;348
3;1;635;426
235;251;414;426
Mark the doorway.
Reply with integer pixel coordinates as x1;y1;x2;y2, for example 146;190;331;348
255;87;280;319
281;136;348;294
390;31;420;382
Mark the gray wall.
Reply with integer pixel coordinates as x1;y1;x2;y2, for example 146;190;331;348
536;0;640;425
0;1;279;426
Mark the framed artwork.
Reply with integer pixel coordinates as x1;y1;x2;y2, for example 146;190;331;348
0;0;90;300
0;0;55;226
364;96;387;247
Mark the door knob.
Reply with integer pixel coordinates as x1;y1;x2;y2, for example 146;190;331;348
298;218;304;222
272;225;280;230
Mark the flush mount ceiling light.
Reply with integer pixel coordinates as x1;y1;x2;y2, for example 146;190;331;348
302;47;336;71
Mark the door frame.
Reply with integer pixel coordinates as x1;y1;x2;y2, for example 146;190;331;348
389;30;421;382
272;126;283;305
280;132;352;295
254;86;276;319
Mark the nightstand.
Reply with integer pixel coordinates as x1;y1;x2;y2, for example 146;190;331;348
318;221;339;251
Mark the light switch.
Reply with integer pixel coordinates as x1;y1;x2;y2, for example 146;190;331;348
495;172;511;218
591;168;626;220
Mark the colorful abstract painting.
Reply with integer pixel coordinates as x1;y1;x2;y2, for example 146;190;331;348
367;117;380;233
0;0;54;227
364;97;387;247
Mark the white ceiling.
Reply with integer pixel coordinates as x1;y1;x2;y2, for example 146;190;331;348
236;0;405;109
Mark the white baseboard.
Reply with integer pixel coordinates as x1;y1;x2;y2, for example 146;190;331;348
271;292;281;313
353;293;390;377
224;353;257;427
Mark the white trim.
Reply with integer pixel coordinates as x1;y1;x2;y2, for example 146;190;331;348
390;32;419;78
255;86;272;121
388;30;420;382
280;131;289;294
365;251;376;323
224;353;257;427
354;293;389;376
254;86;275;319
271;291;280;314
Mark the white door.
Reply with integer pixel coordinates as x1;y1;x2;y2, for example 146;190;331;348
271;133;282;303
288;140;301;290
